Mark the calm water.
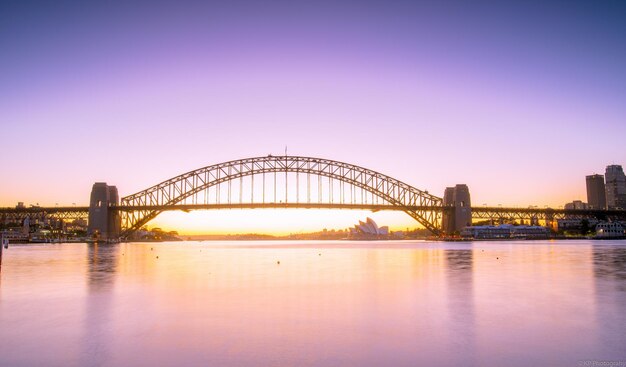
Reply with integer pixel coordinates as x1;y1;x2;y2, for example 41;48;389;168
1;240;625;367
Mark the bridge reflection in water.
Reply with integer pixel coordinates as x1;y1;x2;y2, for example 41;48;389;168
1;241;624;366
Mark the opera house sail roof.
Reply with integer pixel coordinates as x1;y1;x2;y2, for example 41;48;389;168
350;217;389;236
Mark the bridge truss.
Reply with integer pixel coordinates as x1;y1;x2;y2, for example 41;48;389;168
120;155;444;236
472;207;626;224
0;207;88;223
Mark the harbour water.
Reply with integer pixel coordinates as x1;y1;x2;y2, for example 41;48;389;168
1;240;625;367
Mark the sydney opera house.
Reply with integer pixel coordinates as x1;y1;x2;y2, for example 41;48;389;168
348;217;390;239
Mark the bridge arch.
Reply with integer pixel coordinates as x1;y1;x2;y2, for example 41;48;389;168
120;156;443;236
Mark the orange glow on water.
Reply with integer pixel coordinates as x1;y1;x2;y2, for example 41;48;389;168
1;241;620;366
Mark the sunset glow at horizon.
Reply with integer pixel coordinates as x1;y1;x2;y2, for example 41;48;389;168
1;1;625;234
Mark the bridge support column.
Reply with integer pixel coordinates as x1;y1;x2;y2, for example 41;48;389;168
87;183;120;241
544;209;555;231
442;184;472;235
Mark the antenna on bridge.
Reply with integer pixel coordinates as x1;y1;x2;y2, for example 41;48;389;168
285;145;287;157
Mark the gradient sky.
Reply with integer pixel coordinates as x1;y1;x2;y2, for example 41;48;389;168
1;0;625;233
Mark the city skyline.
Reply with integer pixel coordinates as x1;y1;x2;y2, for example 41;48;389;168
1;0;625;233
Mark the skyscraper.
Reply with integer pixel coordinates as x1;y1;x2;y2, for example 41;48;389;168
605;165;626;209
586;174;606;209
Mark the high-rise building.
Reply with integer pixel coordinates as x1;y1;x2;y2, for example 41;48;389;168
605;165;626;209
565;200;589;210
586;174;606;209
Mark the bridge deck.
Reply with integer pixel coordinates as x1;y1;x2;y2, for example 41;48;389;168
113;203;442;211
2;204;625;217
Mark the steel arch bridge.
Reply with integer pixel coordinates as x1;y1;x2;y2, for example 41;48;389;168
119;155;444;236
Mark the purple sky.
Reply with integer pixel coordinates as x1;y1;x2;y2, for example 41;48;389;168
1;1;625;231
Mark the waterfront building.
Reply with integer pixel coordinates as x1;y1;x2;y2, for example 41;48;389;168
595;222;625;238
556;218;599;232
586;174;606;209
564;200;588;210
605;165;626;209
0;228;29;243
460;224;549;240
460;225;510;239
